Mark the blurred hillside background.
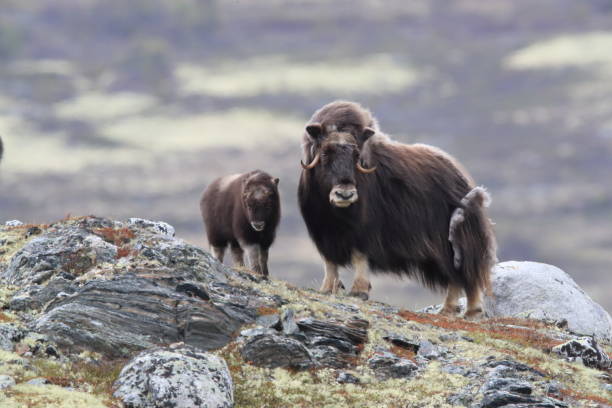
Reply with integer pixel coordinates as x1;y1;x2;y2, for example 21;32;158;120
1;0;611;312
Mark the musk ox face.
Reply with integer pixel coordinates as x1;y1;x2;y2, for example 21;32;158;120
302;125;376;208
242;176;279;231
320;140;360;208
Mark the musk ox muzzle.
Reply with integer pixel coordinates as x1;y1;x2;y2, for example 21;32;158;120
330;185;358;207
251;221;266;231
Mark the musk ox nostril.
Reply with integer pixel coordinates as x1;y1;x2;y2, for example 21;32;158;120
335;190;354;200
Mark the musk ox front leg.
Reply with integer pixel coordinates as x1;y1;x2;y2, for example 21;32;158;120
439;285;462;317
319;259;344;294
349;251;371;301
245;244;269;278
464;286;484;320
230;243;245;267
211;246;226;263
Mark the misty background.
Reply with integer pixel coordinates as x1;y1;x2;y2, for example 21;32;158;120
1;0;611;312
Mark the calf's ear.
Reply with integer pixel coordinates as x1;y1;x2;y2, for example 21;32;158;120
362;127;376;141
305;123;323;139
272;177;280;186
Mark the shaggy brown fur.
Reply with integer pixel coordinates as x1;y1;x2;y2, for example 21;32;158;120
201;170;281;277
0;136;3;162
298;101;497;318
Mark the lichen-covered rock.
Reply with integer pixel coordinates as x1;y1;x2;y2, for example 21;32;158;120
367;351;418;380
1;227;117;285
240;333;315;369
34;276;246;357
0;323;25;351
552;337;611;370
127;218;175;237
485;262;612;342
421;261;612;342
113;345;233;408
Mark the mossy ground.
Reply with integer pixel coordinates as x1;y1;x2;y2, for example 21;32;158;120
221;276;612;408
1;220;610;407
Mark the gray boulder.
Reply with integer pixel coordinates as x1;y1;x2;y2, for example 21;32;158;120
113;345;233;408
421;261;612;342
485;262;612;342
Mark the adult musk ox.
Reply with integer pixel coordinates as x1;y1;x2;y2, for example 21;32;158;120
298;101;497;319
200;170;280;277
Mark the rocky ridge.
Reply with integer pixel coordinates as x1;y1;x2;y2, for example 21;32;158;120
0;216;610;407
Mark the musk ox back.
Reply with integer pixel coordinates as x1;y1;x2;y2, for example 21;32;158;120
200;170;280;277
298;101;497;319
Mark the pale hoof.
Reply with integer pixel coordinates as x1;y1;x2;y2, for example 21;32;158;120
463;308;484;321
348;291;369;301
438;305;461;317
320;280;345;295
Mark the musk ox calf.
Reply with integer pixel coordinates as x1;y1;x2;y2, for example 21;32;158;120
200;170;280;277
298;101;497;319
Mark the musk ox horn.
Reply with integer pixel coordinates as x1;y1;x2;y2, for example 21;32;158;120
356;160;376;174
301;152;320;170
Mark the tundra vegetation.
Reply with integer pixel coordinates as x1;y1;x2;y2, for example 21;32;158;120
0;217;610;407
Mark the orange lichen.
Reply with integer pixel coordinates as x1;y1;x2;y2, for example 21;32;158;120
398;310;563;351
558;388;612;405
93;227;135;247
257;306;279;316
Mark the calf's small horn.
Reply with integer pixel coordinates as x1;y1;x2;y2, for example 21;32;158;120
301;152;320;170
356;161;376;174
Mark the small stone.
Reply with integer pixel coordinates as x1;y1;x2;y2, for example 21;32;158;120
439;333;459;342
0;375;16;390
480;390;544;408
256;313;280;329
240;333;314;370
336;372;360;384
383;333;420;352
26;378;50;386
480;377;532;395
240;328;277;337
281;309;299;335
417;340;441;360
367;352;418;380
552;337;611;370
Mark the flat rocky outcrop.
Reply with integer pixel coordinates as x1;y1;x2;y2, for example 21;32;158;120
0;216;610;408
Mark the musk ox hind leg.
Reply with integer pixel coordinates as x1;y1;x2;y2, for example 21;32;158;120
319;258;344;294
448;186;497;320
439;285;463;317
464;286;484;320
348;251;371;301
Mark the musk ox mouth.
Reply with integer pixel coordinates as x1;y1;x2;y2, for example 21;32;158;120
251;221;265;231
329;186;358;208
